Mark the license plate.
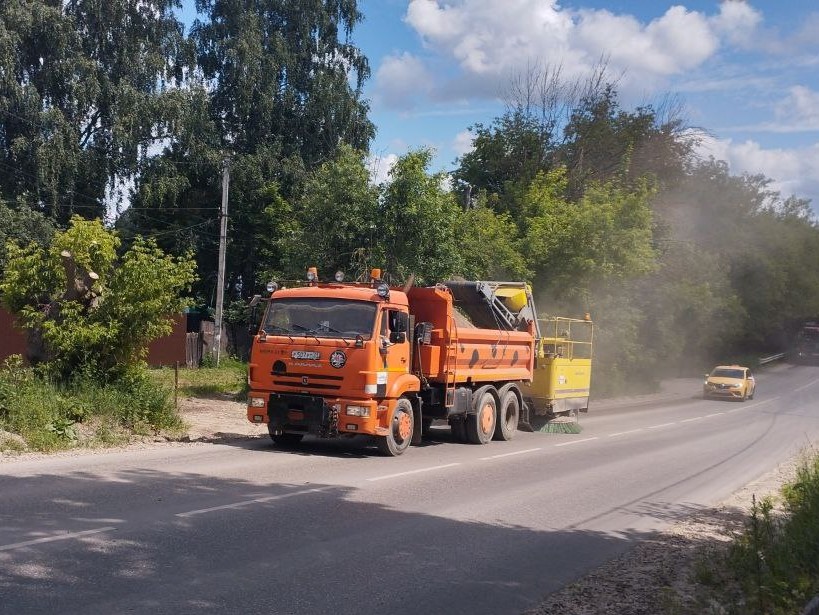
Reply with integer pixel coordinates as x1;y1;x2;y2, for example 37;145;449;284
291;350;320;360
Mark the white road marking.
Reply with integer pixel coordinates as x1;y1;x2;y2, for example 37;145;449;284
176;487;331;517
366;463;461;482
554;437;599;447
793;379;819;393
647;422;677;429
480;448;541;460
681;416;704;423
705;412;725;418
609;428;645;437
0;527;116;552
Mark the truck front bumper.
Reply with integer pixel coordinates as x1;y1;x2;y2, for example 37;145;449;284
248;393;381;437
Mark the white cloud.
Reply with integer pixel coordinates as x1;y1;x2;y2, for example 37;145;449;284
374;52;433;109
576;6;718;75
452;129;474;156
366;153;399;185
710;0;763;47
775;85;819;130
376;0;762;109
697;135;819;207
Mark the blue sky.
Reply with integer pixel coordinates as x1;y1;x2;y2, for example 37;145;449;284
355;0;819;209
180;1;819;209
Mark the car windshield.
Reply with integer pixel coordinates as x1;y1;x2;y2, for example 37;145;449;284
711;368;744;379
261;298;377;339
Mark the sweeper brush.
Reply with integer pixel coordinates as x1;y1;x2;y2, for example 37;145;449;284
519;406;582;434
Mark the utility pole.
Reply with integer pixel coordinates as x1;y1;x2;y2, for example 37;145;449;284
213;159;229;367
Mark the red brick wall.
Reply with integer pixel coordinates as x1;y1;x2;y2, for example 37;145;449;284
0;308;27;361
0;307;186;367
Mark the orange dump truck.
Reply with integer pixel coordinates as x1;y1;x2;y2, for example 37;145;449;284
247;270;592;455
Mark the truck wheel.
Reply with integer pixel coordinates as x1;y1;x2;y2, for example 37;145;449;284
377;398;414;456
466;387;497;445
270;432;304;447
493;385;520;441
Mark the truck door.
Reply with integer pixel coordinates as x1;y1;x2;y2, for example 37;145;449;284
379;308;411;375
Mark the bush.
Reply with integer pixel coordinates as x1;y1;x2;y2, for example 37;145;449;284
1;216;196;381
0;356;182;452
728;454;819;614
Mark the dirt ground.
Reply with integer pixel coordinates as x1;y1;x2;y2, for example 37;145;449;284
176;395;267;441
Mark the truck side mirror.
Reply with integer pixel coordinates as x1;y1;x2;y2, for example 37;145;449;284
389;331;407;344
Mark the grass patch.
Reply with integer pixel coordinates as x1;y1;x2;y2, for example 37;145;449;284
726;452;819;614
0;356;183;453
149;357;248;400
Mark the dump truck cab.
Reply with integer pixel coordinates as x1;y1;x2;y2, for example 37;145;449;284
247;274;421;455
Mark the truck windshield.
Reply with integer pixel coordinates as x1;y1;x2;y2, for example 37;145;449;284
261;298;377;339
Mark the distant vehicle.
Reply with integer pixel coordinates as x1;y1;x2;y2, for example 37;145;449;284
794;322;819;364
703;365;756;401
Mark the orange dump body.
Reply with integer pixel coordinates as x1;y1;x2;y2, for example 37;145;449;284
407;286;535;385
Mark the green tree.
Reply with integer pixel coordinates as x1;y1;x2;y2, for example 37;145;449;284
454;198;530;280
0;200;55;275
0;0;189;222
377;150;462;284
521;168;657;298
131;0;375;301
1;216;196;380
283;144;379;279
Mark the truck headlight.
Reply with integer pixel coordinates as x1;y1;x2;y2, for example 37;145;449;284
346;405;370;417
249;397;265;407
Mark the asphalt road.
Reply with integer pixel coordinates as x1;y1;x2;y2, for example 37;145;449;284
1;363;818;615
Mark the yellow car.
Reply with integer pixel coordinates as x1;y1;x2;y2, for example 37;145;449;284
703;365;756;401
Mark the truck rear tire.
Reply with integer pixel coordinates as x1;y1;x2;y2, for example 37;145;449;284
377;398;414;456
466;386;497;444
493;385;520;441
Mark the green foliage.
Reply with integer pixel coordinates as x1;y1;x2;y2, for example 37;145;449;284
454;199;531;280
150;358;247;399
0;201;55;275
271;144;379;280
0;0;190;222
127;0;375;302
0;357;181;452
522;169;657;295
1;216;196;381
377;149;462;284
728;455;819;614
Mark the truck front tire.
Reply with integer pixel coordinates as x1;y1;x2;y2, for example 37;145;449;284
377;398;414;456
